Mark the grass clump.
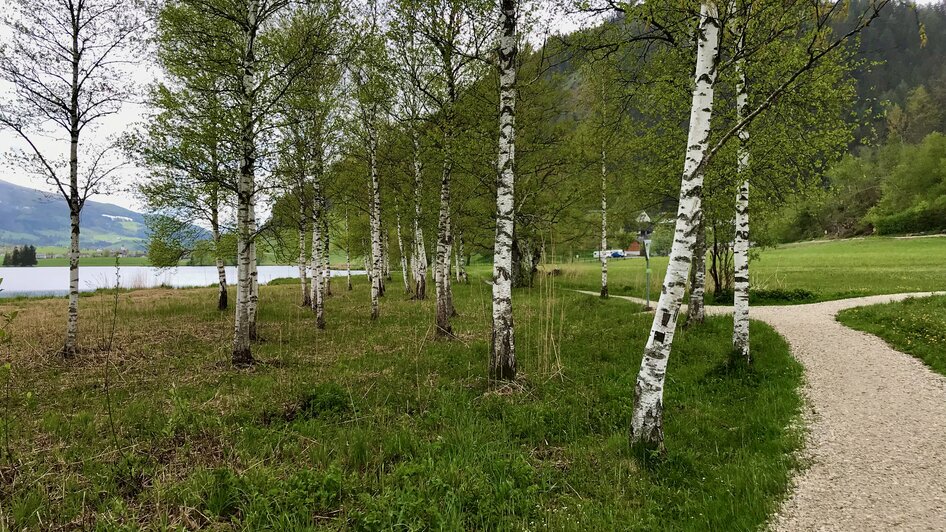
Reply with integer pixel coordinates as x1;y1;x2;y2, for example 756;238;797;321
0;275;803;529
837;295;946;376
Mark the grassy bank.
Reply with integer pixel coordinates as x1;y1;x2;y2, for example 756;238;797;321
536;236;946;304
837;295;946;377
0;275;803;529
35;256;152;267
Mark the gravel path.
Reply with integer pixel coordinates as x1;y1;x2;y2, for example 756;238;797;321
579;290;946;530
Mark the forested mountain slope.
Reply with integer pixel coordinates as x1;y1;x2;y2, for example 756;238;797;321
0;179;148;249
840;0;946;142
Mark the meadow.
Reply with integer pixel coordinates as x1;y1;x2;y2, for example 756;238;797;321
36;256;152;267
2;235;943;528
0;272;802;529
543;236;946;304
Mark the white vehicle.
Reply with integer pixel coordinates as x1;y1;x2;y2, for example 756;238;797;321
593;249;626;259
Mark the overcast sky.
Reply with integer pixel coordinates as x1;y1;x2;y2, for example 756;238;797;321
0;0;158;210
0;0;935;212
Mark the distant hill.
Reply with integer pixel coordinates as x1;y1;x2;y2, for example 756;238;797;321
0;179;148;250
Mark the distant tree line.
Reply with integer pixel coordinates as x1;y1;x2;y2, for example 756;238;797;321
835;0;946;145
773;77;946;241
2;245;38;267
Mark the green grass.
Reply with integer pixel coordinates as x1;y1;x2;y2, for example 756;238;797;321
543;236;946;304
35;256;152;267
0;274;803;529
837;295;946;377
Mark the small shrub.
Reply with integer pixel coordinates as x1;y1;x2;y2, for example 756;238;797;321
110;454;153;499
749;288;817;304
872;198;946;235
272;382;354;424
712;290;734;304
708;288;816;304
203;469;244;519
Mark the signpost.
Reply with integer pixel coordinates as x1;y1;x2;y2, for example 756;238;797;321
638;215;654;311
643;238;652;310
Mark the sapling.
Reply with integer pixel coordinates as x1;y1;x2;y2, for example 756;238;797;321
0;279;18;460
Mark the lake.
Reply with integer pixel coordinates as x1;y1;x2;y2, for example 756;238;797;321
0;265;362;298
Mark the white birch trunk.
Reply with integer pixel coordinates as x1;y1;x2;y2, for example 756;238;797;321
248;196;259;340
688;217;706;324
231;0;258;365
435;135;454;336
369;127;383;320
490;0;518;380
411;130;428;300
600;148;608;299
212;202;228;311
233;179;253;364
215;255;228;310
65;207;80;357
62;21;82;358
345;210;353;291
444;229;456;317
382;232;391;282
363;250;372;296
298;198;310;307
457;232;468;283
311;201;325;329
396;204;411;294
630;2;720;446
733;40;751;362
322;215;331;297
454;235;461;283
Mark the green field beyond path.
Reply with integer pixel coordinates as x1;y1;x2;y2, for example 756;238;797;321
539;236;946;304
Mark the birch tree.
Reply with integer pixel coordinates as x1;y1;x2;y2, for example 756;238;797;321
490;0;519;381
232;0;262;363
351;16;393;321
630;1;721;446
311;184;326;328
573;59;624;299
266;185;313;305
159;0;337;364
402;0;492;335
410;129;430;298
247;196;260;340
411;128;430;298
386;9;442;301
687;218;707;324
395;201;412;293
133;76;235;311
297;200;311;306
732;19;750;362
628;0;889;446
139;176;232;311
600;148;609;298
279;33;342;323
345;209;354;290
0;0;145;358
322;213;333;296
456;231;462;283
299;99;338;330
